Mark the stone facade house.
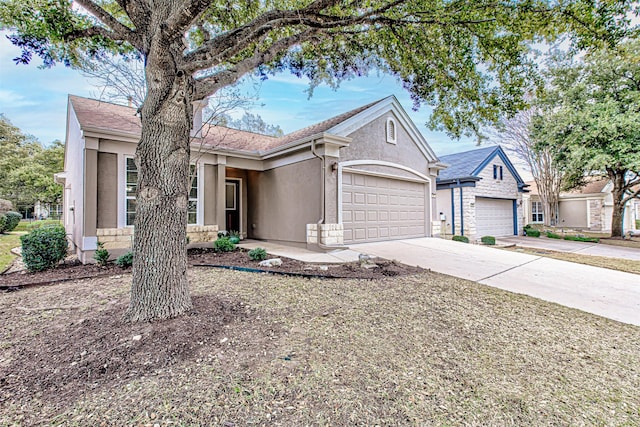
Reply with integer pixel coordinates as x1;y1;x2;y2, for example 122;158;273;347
522;178;638;233
435;146;526;239
56;95;445;262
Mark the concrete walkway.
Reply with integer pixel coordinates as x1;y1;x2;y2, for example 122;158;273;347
497;236;640;261
238;240;360;263
351;238;640;327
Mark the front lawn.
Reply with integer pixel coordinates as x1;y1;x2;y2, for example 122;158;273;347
0;232;22;272
1;269;639;425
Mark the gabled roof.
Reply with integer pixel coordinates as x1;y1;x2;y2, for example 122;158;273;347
68;95;387;154
436;145;526;190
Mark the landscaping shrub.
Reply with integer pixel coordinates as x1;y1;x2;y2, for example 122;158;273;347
564;235;600;243
3;212;21;232
25;219;62;231
115;251;134;268
93;242;110;266
546;231;562;239
214;236;236;252
481;236;496;245
248;247;267;261
452;235;469;243
0;198;12;213
0;215;6;233
20;224;68;272
525;229;541;237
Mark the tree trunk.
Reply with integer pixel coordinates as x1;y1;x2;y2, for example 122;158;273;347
610;170;626;238
123;39;194;322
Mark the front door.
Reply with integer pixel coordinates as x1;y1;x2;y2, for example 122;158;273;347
225;180;240;233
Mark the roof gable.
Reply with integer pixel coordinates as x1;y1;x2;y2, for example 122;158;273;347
437;145;526;189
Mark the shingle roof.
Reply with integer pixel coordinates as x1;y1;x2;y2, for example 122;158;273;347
565;177;609;195
437;146;500;181
69;95;383;153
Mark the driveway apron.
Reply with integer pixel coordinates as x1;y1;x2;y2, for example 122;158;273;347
350;238;640;327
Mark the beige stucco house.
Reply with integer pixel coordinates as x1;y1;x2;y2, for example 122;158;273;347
522;178;638;233
56;95;445;262
435;146;527;239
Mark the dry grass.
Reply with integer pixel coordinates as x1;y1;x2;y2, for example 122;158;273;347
2;268;640;426
506;247;640;275
599;238;640;249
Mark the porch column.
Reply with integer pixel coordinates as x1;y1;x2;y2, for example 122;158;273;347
215;156;227;231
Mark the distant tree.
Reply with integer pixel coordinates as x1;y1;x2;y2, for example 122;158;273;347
218;112;283;137
0;115;63;214
1;0;634;322
495;108;564;226
534;43;640;237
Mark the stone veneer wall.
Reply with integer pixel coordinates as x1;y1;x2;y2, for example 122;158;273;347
588;199;603;231
96;225;219;250
306;223;344;246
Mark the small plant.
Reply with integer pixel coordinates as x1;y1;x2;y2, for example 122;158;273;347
214;236;236;252
248;247;267;261
115;251;134;268
525;229;541;237
480;236;496;245
217;230;228;238
94;242;110;266
20;224;68;272
546;231;562;239
452;235;469;243
229;230;241;244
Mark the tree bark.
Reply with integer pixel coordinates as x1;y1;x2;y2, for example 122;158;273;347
610;169;626;238
123;35;194;322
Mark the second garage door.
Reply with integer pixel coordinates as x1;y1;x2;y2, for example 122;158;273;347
475;197;514;237
342;172;427;243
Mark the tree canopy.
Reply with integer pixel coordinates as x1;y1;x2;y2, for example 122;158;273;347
533;41;640;236
0;115;64;216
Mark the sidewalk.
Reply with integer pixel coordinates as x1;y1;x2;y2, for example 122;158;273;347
497;236;640;261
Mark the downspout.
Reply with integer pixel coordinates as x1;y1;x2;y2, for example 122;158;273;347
311;139;325;226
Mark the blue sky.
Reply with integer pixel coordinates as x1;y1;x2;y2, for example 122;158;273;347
0;32;480;156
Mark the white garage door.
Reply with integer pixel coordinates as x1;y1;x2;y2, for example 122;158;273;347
475;197;514;237
342;172;427;243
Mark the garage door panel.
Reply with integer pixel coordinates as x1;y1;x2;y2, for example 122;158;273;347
475;198;514;237
343;172;427;243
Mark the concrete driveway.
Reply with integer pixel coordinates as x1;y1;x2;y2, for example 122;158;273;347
351;238;640;327
497;236;640;261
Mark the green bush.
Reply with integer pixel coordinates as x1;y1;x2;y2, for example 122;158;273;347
452;235;469;243
248;247;267;261
115;251;134;268
564;235;600;243
480;236;496;245
0;215;6;233
20;224;68;272
3;212;21;232
94;242;110;266
525;229;540;237
214;236;236;252
22;219;62;231
546;231;562;239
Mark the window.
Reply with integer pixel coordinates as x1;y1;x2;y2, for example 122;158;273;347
531;201;544;223
386;117;397;144
125;157;137;226
125;158;198;226
188;165;198;225
493;165;503;180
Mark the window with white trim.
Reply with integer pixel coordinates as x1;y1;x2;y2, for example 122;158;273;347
531;201;544;223
188;164;198;225
125;157;137;226
386;117;397;144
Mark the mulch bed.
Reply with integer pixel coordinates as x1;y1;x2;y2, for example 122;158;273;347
0;247;425;289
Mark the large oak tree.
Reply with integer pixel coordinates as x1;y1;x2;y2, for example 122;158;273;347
1;0;635;321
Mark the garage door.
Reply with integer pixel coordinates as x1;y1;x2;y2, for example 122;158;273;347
475;197;514;237
342;172;426;243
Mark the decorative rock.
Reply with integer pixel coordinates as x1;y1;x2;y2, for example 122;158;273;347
259;258;283;267
132;335;142;341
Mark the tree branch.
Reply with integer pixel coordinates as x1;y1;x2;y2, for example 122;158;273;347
193;30;319;99
165;0;213;38
74;0;140;48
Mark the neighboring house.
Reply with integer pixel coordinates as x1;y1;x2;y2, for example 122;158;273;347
522;178;638;233
435;146;527;239
56;95;445;262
